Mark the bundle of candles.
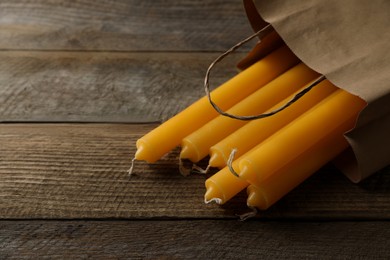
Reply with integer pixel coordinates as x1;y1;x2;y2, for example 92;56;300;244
133;44;366;213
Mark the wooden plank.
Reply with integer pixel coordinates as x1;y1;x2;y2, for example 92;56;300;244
1;220;389;258
0;51;242;122
0;0;253;51
0;123;389;219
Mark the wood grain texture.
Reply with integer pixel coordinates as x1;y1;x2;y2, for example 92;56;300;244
0;51;243;122
1;220;389;259
0;123;389;219
0;0;253;51
1;0;388;257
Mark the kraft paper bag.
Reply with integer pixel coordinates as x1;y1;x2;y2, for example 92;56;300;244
239;0;390;182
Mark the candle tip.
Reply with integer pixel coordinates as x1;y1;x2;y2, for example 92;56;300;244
246;190;258;208
208;153;225;168
135;145;145;160
179;145;189;158
246;186;267;210
179;144;197;162
237;164;254;183
204;185;224;205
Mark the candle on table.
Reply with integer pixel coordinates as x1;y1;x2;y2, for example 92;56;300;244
246;124;352;210
237;89;367;186
180;63;318;163
135;45;299;163
208;80;338;168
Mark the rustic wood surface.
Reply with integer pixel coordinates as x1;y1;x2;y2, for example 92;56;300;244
1;221;389;259
0;0;252;51
0;51;243;122
0;0;388;258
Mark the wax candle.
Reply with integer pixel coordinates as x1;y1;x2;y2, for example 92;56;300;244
135;45;299;162
237;89;367;185
180;63;318;162
208;80;337;168
246;124;352;210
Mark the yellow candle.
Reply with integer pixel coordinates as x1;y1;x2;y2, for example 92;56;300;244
204;161;248;205
180;63;318;162
209;80;338;168
246;124;352;210
238;89;367;185
135;45;299;162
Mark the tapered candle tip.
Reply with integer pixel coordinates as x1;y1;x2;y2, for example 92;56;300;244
236;164;252;182
179;145;195;161
246;191;258;208
204;185;224;205
208;153;225;168
134;145;145;160
246;186;267;210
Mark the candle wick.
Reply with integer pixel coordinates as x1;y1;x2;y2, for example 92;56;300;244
204;197;222;205
204;23;326;121
179;159;211;176
238;206;258;221
178;159;191;176
227;148;240;177
127;157;136;177
192;164;210;174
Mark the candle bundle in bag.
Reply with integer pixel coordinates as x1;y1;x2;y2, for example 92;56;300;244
133;0;389;213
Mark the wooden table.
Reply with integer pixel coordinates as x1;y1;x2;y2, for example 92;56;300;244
0;1;389;258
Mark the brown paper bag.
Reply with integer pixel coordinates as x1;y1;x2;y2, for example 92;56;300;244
239;0;390;182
